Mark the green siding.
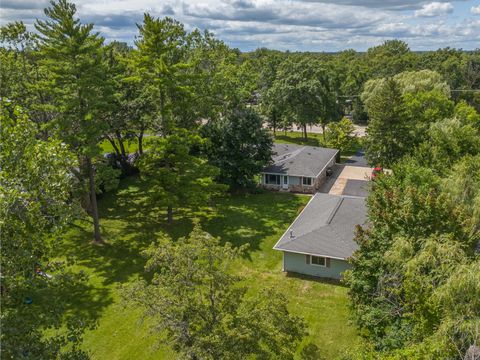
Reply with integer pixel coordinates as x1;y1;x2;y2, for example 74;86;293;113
283;252;351;280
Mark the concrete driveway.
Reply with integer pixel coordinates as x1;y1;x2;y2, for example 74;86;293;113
337;165;372;181
327;166;371;196
319;150;372;196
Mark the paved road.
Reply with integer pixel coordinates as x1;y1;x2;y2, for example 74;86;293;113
303;124;367;137
280;124;366;137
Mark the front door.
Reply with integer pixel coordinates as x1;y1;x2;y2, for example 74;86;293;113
282;175;288;189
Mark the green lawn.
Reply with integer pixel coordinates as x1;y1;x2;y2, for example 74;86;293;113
99;136;157;154
56;176;360;359
274;131;326;147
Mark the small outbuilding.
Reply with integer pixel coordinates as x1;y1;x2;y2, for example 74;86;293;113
260;143;339;193
273;192;366;280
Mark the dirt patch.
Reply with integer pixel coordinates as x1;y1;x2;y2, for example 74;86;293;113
300;281;312;294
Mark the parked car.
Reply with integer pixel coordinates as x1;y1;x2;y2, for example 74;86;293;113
371;166;383;180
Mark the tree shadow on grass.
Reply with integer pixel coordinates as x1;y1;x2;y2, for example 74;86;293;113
42;270;112;329
202;192;307;260
60;223;152;286
20;264;114;343
99;176;307;262
57;176;168;286
54;176;309;325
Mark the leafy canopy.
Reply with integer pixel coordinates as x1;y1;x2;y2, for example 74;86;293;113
0;102;89;360
202;108;273;190
123;223;306;360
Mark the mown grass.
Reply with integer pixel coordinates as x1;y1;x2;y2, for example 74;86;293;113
99;136;157;154
57;174;360;359
274;131;326;147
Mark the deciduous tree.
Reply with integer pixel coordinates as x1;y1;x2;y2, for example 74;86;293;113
123;224;306;359
269;57;340;139
202;108;273;190
324;117;356;153
365;40;417;78
344;153;480;357
0;102;89;359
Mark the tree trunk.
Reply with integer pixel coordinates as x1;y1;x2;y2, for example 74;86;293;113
86;156;102;244
272;114;277;137
322;123;326;142
107;137;121;158
107;136;130;174
115;132;132;174
116;131;127;158
138;130;144;155
303;124;308;140
167;205;173;225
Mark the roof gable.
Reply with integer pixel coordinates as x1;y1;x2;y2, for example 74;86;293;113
274;193;366;259
262;143;339;177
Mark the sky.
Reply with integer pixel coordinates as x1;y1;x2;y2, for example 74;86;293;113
1;0;480;52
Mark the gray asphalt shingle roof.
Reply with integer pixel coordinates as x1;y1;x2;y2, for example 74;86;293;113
273;193;366;259
262;143;339;177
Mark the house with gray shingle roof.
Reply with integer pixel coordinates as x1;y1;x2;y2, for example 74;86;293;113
273;192;366;279
261;143;339;193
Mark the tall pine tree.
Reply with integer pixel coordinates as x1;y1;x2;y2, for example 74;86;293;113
36;0;112;243
128;15;192;135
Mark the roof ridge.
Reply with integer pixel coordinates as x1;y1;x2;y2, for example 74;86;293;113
326;197;344;224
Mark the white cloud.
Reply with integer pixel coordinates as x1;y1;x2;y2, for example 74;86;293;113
290;0;462;11
182;1;387;29
471;5;480;14
414;2;454;17
1;0;479;51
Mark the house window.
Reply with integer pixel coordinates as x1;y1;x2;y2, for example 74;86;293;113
311;256;326;267
265;174;280;185
302;177;312;186
289;176;300;185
